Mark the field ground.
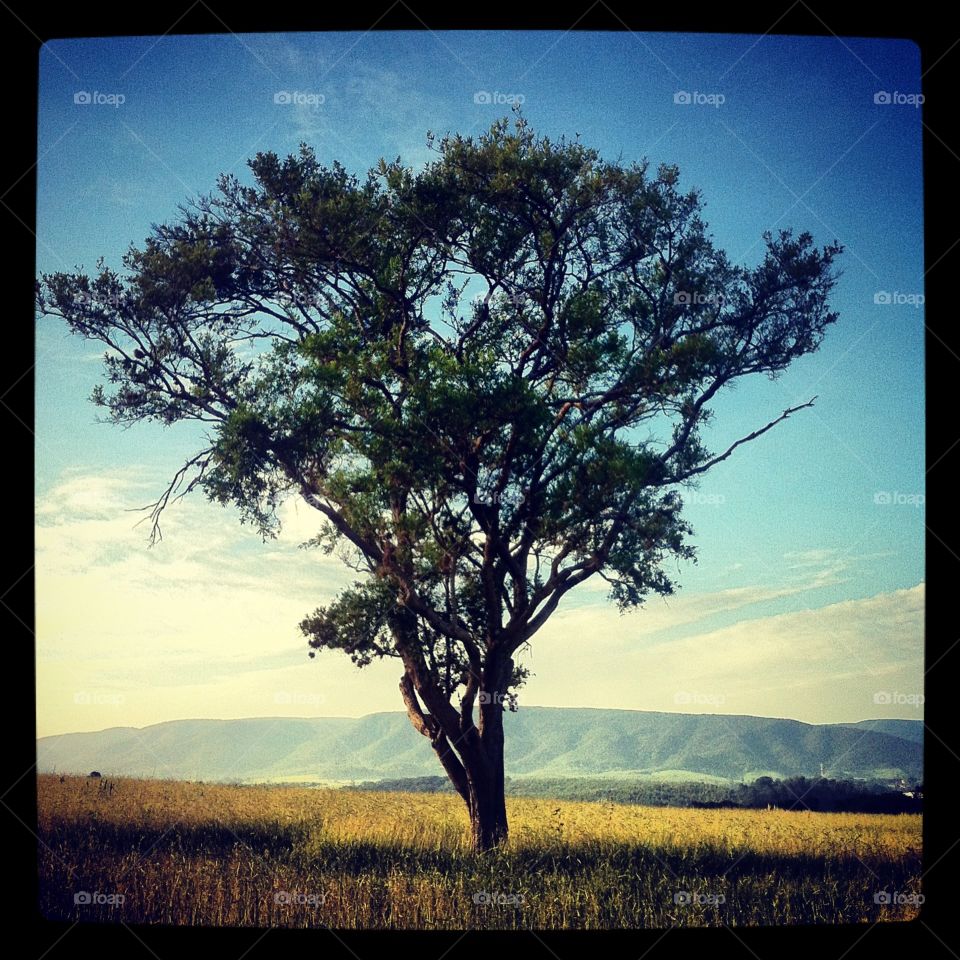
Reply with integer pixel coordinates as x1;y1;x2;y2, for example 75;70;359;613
37;775;922;929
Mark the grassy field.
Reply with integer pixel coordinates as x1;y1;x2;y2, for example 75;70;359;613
37;775;922;929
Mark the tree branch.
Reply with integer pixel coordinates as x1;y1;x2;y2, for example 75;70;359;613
672;397;817;482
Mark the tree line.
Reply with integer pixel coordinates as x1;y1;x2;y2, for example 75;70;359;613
343;774;924;813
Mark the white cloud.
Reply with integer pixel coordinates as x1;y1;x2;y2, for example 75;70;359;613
522;584;924;723
36;469;924;736
36;468;360;735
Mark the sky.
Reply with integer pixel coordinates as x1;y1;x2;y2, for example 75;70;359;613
34;31;924;737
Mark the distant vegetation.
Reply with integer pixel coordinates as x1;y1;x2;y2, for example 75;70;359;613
36;710;923;785
344;775;924;813
39;775;921;928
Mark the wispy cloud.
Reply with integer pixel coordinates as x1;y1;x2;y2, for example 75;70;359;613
35;468;924;736
526;583;924;723
35;468;368;734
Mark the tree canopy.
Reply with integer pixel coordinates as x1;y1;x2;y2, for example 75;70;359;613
37;115;842;849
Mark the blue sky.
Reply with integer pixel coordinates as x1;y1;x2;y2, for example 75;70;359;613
35;32;924;735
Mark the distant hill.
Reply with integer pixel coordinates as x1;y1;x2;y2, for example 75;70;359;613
36;708;923;784
841;719;924;744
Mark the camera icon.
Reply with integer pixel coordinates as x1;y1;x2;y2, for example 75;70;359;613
873;691;892;704
74;891;92;904
73;691;91;704
274;891;291;904
474;91;492;104
274;91;292;104
673;291;692;305
873;891;892;904
873;290;892;305
674;91;692;105
874;91;892;105
674;891;692;904
74;91;92;105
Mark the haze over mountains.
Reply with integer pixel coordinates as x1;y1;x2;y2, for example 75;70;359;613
37;707;923;784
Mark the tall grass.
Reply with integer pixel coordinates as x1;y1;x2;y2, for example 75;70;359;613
37;775;922;928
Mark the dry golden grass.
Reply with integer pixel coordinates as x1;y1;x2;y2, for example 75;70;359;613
37;775;922;929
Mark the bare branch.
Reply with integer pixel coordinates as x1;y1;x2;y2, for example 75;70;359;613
130;449;214;545
673;397;817;482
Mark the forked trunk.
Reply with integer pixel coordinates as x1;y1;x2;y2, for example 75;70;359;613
396;628;512;853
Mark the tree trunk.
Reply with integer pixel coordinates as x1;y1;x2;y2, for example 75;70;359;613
466;760;507;852
465;657;509;851
410;682;510;852
394;621;511;852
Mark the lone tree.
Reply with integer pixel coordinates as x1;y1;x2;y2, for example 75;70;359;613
37;117;841;851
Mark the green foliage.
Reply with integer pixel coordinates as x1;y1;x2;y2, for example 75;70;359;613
301;579;400;668
37;116;842;732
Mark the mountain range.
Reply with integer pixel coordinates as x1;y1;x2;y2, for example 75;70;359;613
36;707;923;784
